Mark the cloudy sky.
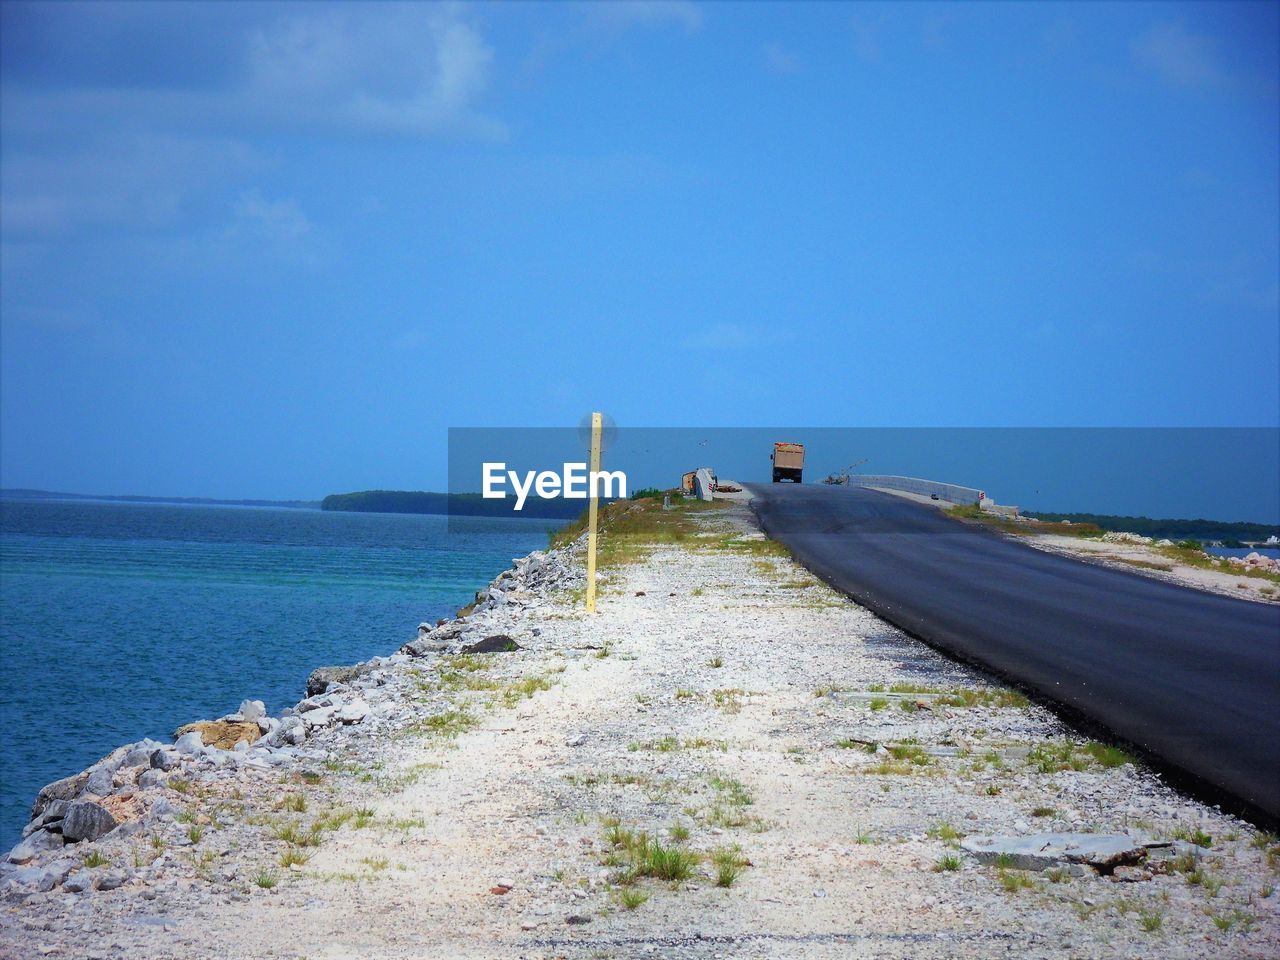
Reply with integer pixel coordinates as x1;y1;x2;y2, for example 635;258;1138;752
1;1;1277;498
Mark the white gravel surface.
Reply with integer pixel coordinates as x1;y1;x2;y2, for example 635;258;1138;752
2;501;1276;959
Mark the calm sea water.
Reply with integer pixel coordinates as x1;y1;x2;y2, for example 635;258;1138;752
0;500;557;848
1204;545;1280;560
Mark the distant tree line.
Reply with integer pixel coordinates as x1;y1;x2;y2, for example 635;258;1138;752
320;490;587;519
1024;511;1278;544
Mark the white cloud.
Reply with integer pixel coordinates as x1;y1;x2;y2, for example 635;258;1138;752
584;1;703;35
0;135;260;239
242;7;503;140
231;192;312;242
1131;20;1224;90
1;6;504;144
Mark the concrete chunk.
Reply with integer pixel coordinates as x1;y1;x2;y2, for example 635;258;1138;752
961;832;1145;872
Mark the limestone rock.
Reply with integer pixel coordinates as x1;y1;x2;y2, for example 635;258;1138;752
62;870;92;893
60;802;118;844
174;720;261;750
6;829;64;864
460;634;521;654
307;665;375;696
30;772;88;820
96;869;128;891
81;768;114;797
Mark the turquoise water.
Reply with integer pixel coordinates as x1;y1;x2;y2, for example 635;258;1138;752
0;500;557;848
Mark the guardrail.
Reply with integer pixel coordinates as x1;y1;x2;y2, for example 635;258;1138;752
845;474;984;506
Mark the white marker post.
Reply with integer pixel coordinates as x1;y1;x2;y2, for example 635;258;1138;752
585;411;603;614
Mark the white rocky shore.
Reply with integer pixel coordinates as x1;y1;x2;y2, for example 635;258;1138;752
1;500;1276;959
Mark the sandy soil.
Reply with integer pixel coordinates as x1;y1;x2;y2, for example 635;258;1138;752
3;503;1277;959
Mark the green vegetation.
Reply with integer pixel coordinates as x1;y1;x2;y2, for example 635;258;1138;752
928;821;962;845
413;708;478;739
629;736;726;753
712;846;750;887
619;887;649;909
1022;511;1278;543
948;503;1103;538
1139;909;1165;932
273;822;322;847
1211;909;1255;933
254;871;278;889
629;487;670;500
1171;825;1214;849
602;820;700;883
82;850;109;868
934;853;962;872
280;848;311;868
1026;740;1133;773
998;869;1035;893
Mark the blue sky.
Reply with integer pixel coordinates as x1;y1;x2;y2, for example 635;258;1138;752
2;1;1277;500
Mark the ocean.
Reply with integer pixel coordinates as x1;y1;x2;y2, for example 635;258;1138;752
0;500;558;849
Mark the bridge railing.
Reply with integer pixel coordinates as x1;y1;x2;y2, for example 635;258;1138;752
845;474;984;506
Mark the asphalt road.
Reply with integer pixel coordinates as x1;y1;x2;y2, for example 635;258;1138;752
747;482;1280;824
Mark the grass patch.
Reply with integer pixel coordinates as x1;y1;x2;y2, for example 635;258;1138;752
254;871;278;889
998;869;1035;893
602;821;700;883
928;821;962;845
709;775;753;807
1139;909;1164;932
629;736;726;753
947;503;1104;539
707;657;724;669
1172;825;1213;849
619;887;649;909
280;848;311;868
414;708;478;739
935;853;962;872
1031;806;1057;818
1026;739;1132;773
711;846;750;887
273;822;322;847
887;742;933;766
82;850;109;868
1211;908;1255;933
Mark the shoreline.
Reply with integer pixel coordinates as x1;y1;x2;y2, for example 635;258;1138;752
2;499;1277;957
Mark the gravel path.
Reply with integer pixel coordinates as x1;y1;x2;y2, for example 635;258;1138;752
2;501;1276;959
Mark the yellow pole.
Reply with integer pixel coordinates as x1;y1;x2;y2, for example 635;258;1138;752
585;411;603;613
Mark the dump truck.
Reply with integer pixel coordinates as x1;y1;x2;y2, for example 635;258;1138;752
771;442;804;483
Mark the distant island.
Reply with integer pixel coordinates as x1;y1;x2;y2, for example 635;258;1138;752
1024;510;1279;545
0;489;320;509
321;489;587;520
